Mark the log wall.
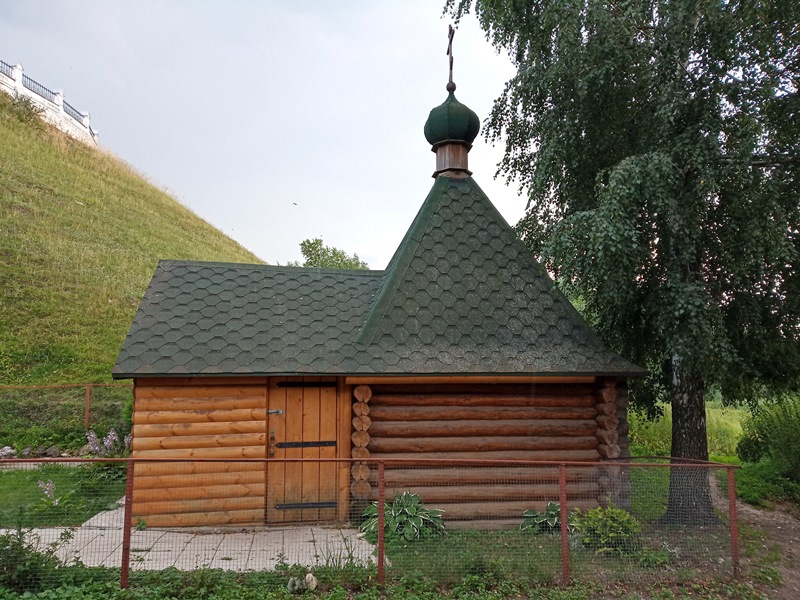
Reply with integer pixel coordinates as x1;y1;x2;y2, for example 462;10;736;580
131;379;269;528
351;381;617;527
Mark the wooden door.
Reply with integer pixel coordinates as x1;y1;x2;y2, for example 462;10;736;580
266;377;339;523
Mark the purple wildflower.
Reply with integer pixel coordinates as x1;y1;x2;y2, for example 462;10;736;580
103;428;119;451
86;430;102;455
37;480;58;505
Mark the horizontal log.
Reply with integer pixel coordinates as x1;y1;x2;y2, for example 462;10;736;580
598;444;621;459
351;480;372;499
351;431;370;448
369;394;596;408
134;408;267;425
595;403;616;416
353;385;372;403
132;446;265;459
363;500;599;520
133;421;265;438
347;376;596;385
352;402;370;416
133;482;265;503
595;430;618;446
352;415;372;432
135;397;266;411
595;415;618;430
135;384;267;399
134;470;265;489
133;461;264;477
351;447;370;459
132;495;264;516
368;466;600;487
368;449;601;461
368;419;596;438
132;433;266;451
597;385;617;404
367;436;599;454
369;406;596;422
351;464;371;481
379;483;599;503
371;383;597;396
132;509;264;528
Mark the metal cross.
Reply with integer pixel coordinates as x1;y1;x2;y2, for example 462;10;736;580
447;25;455;86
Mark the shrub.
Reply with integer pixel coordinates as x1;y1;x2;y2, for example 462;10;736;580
0;528;73;593
8;94;44;126
739;397;800;479
359;492;445;542
573;505;641;555
520;501;578;534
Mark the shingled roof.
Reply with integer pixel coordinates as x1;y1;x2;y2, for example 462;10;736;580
113;174;646;379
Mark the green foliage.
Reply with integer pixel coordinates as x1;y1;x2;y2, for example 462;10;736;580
729;459;800;507
0;386;131;451
737;396;800;479
0;528;73;593
7;94;44;126
0;465;125;528
573;506;642;555
359;492;445;542
0;90;261;385
447;0;800;463
290;237;369;270
520;501;578;534
630;402;745;457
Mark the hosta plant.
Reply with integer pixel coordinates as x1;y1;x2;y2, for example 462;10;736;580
359;492;446;542
521;501;579;534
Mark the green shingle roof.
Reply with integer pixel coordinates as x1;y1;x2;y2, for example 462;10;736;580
113;176;646;379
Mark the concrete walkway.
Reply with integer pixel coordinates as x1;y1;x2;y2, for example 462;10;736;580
4;505;377;572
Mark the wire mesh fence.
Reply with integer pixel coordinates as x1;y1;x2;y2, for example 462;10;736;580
0;457;739;595
0;384;132;455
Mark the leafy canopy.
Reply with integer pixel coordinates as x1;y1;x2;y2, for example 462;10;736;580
448;0;800;409
289;237;369;270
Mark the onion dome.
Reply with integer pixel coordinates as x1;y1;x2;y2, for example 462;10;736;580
423;82;480;148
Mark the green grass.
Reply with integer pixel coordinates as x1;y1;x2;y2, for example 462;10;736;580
0;385;131;450
0;91;262;385
0;464;125;527
629;402;746;458
718;459;800;508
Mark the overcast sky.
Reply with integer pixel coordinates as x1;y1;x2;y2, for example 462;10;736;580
1;0;525;268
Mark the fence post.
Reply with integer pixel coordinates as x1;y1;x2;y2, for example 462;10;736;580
559;463;570;587
377;460;385;585
727;466;740;578
120;459;135;588
84;385;91;430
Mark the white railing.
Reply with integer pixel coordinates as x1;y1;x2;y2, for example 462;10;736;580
0;60;98;146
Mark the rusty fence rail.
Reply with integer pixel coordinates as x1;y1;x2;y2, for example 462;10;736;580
0;457;739;594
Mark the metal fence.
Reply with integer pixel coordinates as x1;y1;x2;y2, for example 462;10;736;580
0;60;12;78
0;457;739;595
21;74;56;102
63;100;84;123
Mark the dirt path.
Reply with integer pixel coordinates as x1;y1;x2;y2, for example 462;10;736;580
712;477;800;599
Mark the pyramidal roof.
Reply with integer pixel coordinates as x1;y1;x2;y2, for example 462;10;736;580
113;174;645;378
113;83;646;380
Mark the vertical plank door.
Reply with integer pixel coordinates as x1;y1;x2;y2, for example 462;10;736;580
265;377;340;523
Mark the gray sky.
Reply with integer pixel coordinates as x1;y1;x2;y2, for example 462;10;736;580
1;0;525;268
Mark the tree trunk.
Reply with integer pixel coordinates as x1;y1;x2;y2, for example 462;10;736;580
662;354;716;525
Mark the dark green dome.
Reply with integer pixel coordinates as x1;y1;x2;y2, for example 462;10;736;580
424;90;480;147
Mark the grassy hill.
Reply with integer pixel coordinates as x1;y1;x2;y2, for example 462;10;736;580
0;93;262;384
